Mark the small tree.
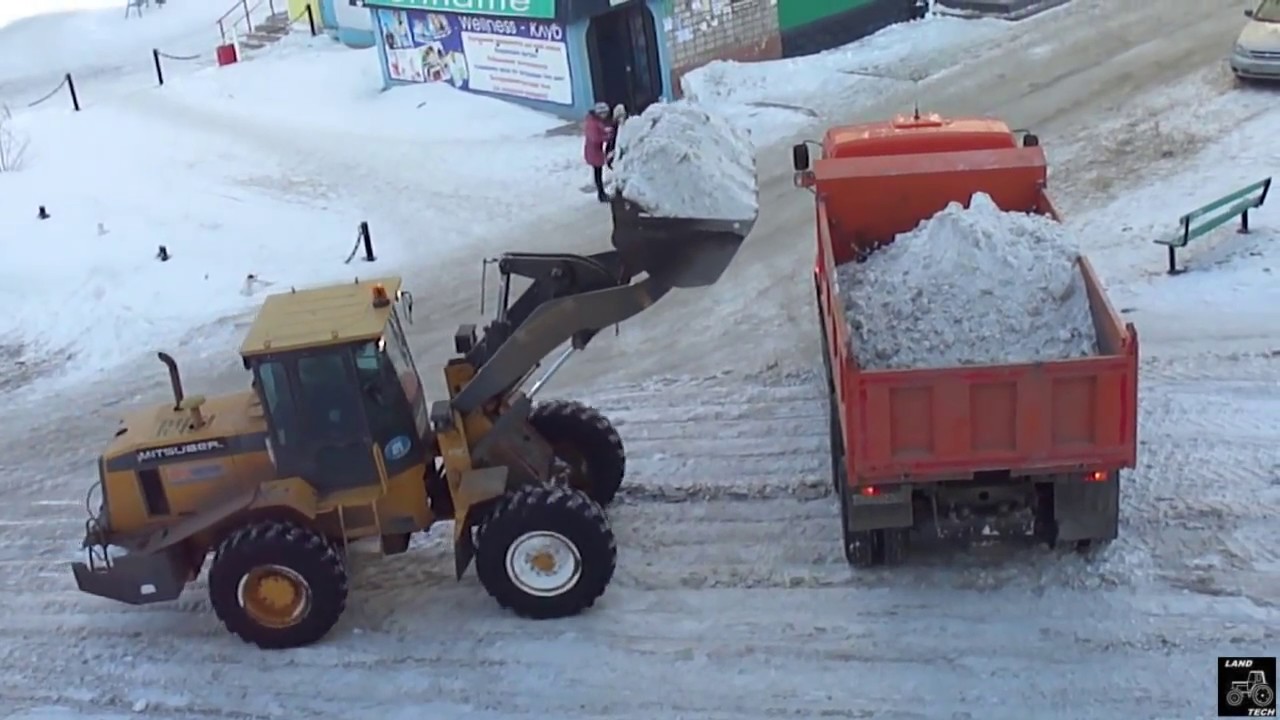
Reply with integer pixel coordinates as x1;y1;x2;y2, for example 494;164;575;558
0;104;30;173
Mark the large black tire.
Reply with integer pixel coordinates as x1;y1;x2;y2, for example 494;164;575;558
208;521;348;650
840;483;908;568
530;400;625;507
475;483;616;619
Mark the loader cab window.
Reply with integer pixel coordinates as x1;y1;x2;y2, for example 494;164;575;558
353;336;427;472
297;355;361;431
385;308;429;437
251;350;380;492
257;360;296;447
385;308;418;379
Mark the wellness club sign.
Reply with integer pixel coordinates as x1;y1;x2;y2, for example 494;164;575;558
360;0;556;19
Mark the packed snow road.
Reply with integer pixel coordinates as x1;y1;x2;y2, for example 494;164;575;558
1;0;1277;717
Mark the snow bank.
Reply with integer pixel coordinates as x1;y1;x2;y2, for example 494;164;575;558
839;193;1097;370
679;15;1014;146
611;100;757;221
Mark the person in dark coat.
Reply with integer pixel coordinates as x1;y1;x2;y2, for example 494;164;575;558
584;101;615;202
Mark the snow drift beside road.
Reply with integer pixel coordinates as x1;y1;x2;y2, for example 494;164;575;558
679;14;1015;146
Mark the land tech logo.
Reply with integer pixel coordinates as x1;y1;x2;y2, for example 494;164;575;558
1219;657;1276;717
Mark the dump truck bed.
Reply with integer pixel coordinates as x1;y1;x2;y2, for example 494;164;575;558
813;146;1139;485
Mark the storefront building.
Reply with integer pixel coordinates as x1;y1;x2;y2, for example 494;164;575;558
334;0;377;47
363;0;678;120
663;0;781;96
776;0;923;58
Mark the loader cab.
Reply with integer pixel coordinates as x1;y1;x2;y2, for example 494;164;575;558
239;278;430;494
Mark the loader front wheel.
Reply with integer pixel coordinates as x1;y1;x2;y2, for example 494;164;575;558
530;400;626;507
476;483;616;619
208;521;348;650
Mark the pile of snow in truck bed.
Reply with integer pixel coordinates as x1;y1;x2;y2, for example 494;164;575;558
838;192;1099;370
611;100;758;221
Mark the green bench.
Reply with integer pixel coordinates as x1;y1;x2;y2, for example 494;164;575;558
1154;177;1271;274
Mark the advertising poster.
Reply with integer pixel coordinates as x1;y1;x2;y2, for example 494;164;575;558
376;8;573;106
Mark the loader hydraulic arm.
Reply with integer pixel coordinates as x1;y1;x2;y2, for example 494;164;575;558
449;200;753;414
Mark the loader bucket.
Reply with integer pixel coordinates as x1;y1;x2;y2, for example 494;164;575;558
610;198;754;288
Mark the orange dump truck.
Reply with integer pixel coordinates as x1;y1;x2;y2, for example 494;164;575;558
791;114;1138;567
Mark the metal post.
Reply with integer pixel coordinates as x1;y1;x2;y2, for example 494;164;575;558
527;346;576;398
218;19;226;44
66;73;80;111
1166;245;1177;275
268;0;276;16
360;221;375;261
241;0;253;32
1239;209;1250;234
305;4;316;36
152;49;164;86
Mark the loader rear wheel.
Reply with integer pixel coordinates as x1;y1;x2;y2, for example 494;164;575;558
530;400;626;507
208;521;348;650
476;483;616;619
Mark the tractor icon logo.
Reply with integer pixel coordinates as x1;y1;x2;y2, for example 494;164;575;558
1227;670;1275;709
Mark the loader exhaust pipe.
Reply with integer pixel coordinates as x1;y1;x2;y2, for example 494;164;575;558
157;352;184;410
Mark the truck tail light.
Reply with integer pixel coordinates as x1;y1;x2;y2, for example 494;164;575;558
860;485;879;496
1085;471;1108;482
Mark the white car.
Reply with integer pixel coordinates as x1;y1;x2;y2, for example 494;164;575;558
1231;0;1280;80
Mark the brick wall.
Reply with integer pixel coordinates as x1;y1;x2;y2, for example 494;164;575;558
664;0;782;95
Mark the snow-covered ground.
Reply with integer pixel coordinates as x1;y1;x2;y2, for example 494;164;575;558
1;0;1278;717
0;0;226;104
1;29;582;390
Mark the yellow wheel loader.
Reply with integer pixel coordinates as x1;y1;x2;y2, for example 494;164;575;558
70;201;754;649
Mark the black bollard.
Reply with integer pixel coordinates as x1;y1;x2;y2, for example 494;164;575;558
360;221;375;261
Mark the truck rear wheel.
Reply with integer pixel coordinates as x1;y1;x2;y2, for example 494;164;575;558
208;521;348;649
475;483;616;619
839;480;908;567
530;400;626;507
1045;472;1120;554
844;528;908;568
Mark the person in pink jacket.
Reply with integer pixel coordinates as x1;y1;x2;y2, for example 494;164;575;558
583;102;615;202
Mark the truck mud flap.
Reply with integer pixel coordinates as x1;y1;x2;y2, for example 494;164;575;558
71;545;188;605
1053;472;1120;543
845;483;913;532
